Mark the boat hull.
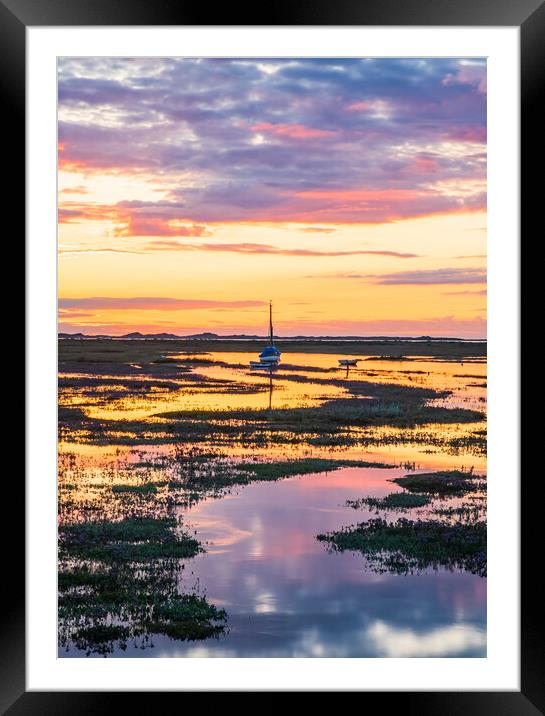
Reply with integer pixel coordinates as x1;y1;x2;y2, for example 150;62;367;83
258;356;280;364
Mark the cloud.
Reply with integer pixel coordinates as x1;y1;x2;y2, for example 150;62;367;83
57;309;95;319
58;57;486;226
274;315;486;338
59;189;485;232
250;122;337;140
442;288;487;296
442;61;487;95
59;200;211;238
142;241;420;258
59;297;266;311
163;183;485;225
58;247;141;256
300;227;337;234
59;242;419;258
365;620;486;658
58;320;185;335
365;267;486;285
58;314;486;338
60;185;89;195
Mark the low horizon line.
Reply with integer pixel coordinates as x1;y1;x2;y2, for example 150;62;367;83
58;330;487;341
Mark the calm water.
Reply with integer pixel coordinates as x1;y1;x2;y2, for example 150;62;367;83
173;467;486;658
62;352;486;419
59;352;486;658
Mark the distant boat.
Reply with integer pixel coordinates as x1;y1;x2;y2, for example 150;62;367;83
249;361;278;370
339;359;359;366
250;301;281;367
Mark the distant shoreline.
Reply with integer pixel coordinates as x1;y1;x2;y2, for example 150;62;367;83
58;336;486;359
58;333;486;343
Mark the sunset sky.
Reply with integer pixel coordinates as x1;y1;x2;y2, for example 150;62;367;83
58;57;486;337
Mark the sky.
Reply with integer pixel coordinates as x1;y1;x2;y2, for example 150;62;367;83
58;57;486;337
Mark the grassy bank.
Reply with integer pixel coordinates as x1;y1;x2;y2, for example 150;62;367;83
59;399;486;454
317;468;486;576
58;337;486;456
391;470;485;495
317;518;486;576
59;337;486;366
178;457;394;492
58;515;226;655
347;493;431;510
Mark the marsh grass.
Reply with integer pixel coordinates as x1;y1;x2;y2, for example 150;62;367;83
58;340;486;457
180;457;394;491
433;503;487;522
58;560;227;655
57;338;488;654
347;493;431;511
58;516;226;655
391;470;484;496
154;399;483;432
59;338;487;364
320;468;487;575
59;415;487;457
317;518;486;576
59;517;201;561
112;484;158;495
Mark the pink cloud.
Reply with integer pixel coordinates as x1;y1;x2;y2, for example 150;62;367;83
446;126;487;143
143;241;419;258
273;315;486;339
295;188;420;203
300;226;337;234
59;297;266;311
442;289;487;296
58;201;210;238
58;314;486;339
345;101;370;112
410;155;440;174
60;185;89;195
442;64;487;94
251;123;336;139
114;217;210;238
57;59;486;225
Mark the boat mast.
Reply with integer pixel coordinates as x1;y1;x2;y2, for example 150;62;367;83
269;300;273;346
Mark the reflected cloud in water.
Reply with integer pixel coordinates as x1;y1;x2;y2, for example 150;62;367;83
365;621;486;658
148;469;486;658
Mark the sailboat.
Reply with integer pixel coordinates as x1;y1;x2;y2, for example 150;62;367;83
250;301;281;368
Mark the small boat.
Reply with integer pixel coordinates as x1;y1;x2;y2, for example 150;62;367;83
250;302;281;367
249;361;278;370
339;358;359;366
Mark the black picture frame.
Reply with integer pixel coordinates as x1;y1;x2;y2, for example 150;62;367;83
8;0;536;709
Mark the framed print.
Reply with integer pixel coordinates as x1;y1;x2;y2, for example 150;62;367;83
10;0;538;709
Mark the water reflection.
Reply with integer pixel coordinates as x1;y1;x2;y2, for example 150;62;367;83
63;352;486;420
188;468;485;657
83;467;485;658
59;350;486;658
365;621;486;658
268;367;274;410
